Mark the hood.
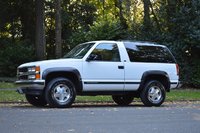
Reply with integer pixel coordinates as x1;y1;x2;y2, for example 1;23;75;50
19;58;82;68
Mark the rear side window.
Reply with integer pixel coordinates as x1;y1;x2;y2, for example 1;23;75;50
124;43;175;63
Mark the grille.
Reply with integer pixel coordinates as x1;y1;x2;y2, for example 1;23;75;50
18;75;28;80
17;67;28;80
18;67;28;73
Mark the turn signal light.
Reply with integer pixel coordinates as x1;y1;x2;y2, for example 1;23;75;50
35;73;40;79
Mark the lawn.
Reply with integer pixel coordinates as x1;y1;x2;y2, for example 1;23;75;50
0;82;200;103
1;89;200;103
0;82;17;89
167;89;200;101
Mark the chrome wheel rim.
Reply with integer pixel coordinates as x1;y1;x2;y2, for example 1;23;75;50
52;84;71;104
148;86;162;104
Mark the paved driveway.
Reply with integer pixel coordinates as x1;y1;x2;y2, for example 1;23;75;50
0;102;200;133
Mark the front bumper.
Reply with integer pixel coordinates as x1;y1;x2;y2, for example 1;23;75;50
15;80;45;95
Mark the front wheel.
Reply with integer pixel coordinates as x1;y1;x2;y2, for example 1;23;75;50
45;77;76;108
140;80;166;107
25;94;47;107
112;95;134;106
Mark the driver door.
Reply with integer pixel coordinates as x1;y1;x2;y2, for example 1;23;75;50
82;43;124;91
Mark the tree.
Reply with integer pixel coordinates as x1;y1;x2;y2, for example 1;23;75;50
142;0;151;31
166;0;177;32
35;0;46;60
19;0;35;44
114;0;128;29
55;0;62;58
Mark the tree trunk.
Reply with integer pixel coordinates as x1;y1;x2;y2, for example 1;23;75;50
149;2;161;32
166;0;177;32
35;0;46;60
55;0;62;58
142;0;151;31
101;0;105;19
125;0;131;23
20;0;35;44
114;0;128;29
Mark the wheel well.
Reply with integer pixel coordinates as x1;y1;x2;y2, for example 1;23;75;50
45;72;82;93
141;75;170;92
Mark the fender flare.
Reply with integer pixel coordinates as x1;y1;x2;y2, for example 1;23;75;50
42;67;83;93
139;70;170;92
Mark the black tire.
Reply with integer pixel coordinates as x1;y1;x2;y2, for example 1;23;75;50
140;80;166;107
45;77;76;108
25;94;47;107
112;95;134;106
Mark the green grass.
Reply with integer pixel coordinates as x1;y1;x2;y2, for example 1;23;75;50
0;90;112;103
0;82;17;89
167;89;200;101
77;90;200;102
0;89;200;103
0;90;26;102
0;82;200;103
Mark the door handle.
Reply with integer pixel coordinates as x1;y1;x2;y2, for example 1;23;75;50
118;66;124;69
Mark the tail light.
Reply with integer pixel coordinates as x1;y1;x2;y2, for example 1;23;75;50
176;64;179;75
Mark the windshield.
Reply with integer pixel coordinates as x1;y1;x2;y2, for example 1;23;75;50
63;43;95;59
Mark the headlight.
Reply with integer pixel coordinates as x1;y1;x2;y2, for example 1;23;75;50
28;67;36;72
27;66;40;80
18;66;41;80
28;66;40;73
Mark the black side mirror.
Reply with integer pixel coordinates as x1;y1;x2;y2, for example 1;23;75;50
86;54;102;61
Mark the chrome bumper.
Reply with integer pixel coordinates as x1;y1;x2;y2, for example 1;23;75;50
15;80;45;95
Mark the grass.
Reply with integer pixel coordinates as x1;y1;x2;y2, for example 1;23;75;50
0;82;200;103
0;82;17;89
167;89;200;101
0;89;200;103
0;90;26;102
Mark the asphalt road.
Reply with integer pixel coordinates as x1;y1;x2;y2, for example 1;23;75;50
0;102;200;133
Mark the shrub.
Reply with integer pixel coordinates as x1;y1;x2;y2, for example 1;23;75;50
67;19;127;49
0;39;35;77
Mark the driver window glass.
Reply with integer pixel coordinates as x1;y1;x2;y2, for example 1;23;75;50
90;43;120;62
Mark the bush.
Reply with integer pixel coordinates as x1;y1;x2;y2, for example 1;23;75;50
86;19;126;41
190;59;200;87
0;39;35;77
67;19;127;49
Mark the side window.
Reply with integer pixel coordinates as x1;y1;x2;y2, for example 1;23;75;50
124;42;175;63
89;43;120;62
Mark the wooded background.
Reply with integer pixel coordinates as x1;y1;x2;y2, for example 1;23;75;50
0;0;200;88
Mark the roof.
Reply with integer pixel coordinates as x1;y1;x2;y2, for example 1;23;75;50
85;40;165;47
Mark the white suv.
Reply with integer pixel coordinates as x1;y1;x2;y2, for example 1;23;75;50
16;41;179;108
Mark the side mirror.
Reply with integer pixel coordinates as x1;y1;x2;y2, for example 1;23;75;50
86;54;102;61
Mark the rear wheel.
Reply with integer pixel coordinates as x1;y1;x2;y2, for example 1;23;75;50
112;95;134;106
25;94;47;107
45;77;76;108
140;80;166;107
